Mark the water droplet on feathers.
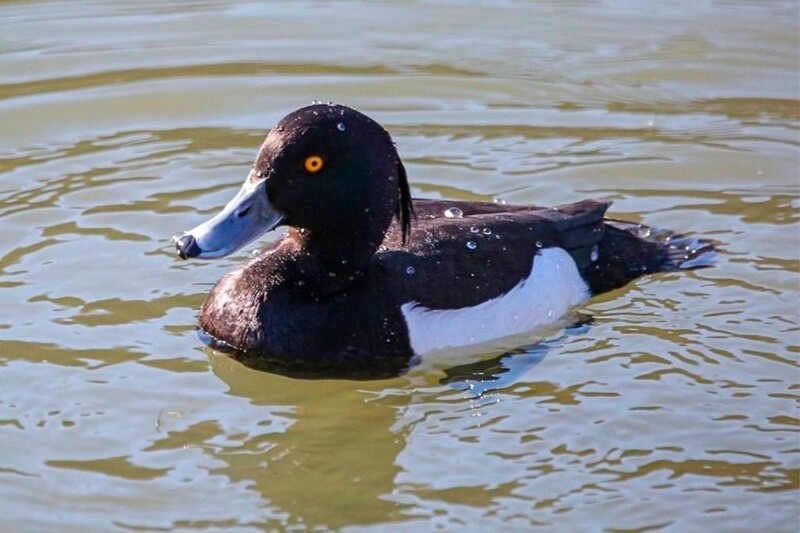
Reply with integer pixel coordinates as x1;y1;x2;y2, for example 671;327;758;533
444;207;463;218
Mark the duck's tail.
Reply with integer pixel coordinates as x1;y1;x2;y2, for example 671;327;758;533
583;219;717;295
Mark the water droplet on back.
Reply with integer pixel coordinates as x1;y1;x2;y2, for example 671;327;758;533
444;207;463;218
482;228;492;235
590;245;599;262
535;241;543;248
470;226;479;233
337;122;346;131
405;266;416;275
466;241;477;250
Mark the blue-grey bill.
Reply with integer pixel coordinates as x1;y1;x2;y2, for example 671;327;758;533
172;176;283;259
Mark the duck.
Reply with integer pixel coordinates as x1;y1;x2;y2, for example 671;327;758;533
172;103;714;378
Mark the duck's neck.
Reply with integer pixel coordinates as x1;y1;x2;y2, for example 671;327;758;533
288;227;383;295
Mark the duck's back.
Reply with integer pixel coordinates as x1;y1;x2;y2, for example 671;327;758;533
381;198;713;300
376;199;608;308
370;198;713;355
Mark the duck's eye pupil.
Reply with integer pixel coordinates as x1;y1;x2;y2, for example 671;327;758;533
304;155;324;174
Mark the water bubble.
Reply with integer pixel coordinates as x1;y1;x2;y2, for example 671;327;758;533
337;122;346;131
590;245;599;262
405;266;416;276
470;226;479;234
482;228;492;235
535;241;543;248
495;234;501;239
466;241;477;250
444;207;463;218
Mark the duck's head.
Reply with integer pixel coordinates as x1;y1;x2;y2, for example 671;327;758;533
172;104;413;259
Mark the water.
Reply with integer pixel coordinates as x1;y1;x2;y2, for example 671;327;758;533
1;1;798;530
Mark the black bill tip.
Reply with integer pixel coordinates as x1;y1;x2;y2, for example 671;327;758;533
171;232;200;260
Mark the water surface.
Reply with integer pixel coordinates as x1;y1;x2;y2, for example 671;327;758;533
1;1;798;530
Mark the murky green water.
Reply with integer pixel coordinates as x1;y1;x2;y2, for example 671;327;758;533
1;1;798;530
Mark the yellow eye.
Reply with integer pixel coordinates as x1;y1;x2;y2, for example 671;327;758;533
304;155;324;174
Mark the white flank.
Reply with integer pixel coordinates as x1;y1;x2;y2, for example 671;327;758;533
400;247;590;355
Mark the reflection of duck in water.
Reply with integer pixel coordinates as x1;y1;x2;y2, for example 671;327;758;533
206;352;408;527
172;104;714;378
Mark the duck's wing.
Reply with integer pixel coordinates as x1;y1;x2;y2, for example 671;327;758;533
376;199;611;310
382;197;597;247
411;198;550;218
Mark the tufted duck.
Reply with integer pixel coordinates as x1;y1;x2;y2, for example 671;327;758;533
172;104;714;378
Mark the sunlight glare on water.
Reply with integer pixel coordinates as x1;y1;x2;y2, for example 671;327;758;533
0;0;798;530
